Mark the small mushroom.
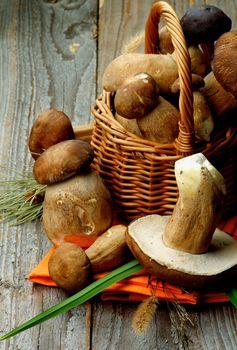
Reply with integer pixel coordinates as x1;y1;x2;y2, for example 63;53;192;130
85;224;128;273
114;73;159;119
180;5;232;65
212;31;237;98
48;242;92;293
28;109;75;160
126;154;237;290
42;171;113;246
33;139;94;185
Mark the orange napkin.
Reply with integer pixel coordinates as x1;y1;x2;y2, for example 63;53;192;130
28;214;237;305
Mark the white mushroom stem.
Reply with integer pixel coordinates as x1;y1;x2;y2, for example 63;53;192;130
163;153;226;254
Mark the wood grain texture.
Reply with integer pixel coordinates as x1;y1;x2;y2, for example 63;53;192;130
0;0;237;349
0;0;97;349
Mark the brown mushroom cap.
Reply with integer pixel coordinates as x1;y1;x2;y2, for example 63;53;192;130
212;31;237;98
48;242;92;293
33;139;94;185
28;109;75;160
114;73;159;119
127;215;237;290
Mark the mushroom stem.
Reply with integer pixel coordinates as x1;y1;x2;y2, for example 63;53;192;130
163;153;226;254
199;42;214;72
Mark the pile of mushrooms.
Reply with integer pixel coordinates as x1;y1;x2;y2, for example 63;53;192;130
102;4;237;142
126;153;237;290
28;109;130;293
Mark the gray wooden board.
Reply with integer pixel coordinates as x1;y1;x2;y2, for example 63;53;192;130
0;0;237;349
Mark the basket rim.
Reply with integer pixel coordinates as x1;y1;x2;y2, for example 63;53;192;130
91;92;237;160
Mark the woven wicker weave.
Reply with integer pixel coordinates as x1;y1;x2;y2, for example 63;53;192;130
91;1;237;221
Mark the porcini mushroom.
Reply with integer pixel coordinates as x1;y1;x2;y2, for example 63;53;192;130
33;139;94;185
114;73;159;119
48;242;92;293
180;5;232;65
28;109;75;160
171;75;214;142
85;224;128;273
102;53;178;94
137;96;179;144
126;154;237;290
200;72;237;119
212;31;237;98
42;170;113;246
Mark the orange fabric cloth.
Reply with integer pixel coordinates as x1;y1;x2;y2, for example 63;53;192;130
28;215;237;305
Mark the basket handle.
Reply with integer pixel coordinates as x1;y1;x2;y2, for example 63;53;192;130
145;1;194;156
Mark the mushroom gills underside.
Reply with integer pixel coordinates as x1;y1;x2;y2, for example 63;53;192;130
127;214;237;289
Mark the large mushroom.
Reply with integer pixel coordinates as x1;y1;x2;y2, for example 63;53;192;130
126;153;237;290
180;5;232;66
212;31;237;98
32;139;113;245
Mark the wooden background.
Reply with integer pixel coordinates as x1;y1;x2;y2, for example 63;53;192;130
0;0;237;349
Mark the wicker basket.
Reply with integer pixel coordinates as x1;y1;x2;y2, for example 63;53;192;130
90;1;237;221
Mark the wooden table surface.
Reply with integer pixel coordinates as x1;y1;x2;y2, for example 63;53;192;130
1;0;237;349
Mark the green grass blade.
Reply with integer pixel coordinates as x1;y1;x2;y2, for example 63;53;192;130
0;260;143;341
227;288;237;308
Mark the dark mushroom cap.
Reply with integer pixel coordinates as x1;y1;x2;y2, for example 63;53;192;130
180;5;232;45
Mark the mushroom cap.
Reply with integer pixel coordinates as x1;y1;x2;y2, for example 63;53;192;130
28;109;75;160
33;139;94;185
127;214;237;290
212;31;237;98
48;242;92;293
114;73;159;119
180;5;232;46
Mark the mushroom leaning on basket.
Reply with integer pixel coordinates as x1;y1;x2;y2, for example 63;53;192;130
32;139;113;246
126;153;237;290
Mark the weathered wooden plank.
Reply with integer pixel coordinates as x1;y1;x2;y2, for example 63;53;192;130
0;0;97;349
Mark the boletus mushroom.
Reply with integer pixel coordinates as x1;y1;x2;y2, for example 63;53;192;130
114;72;159;119
212;31;237;98
171;75;214;142
28;109;75;160
48;242;92;293
42;170;113;246
127;153;237;290
180;5;231;65
48;225;128;293
33;139;94;185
